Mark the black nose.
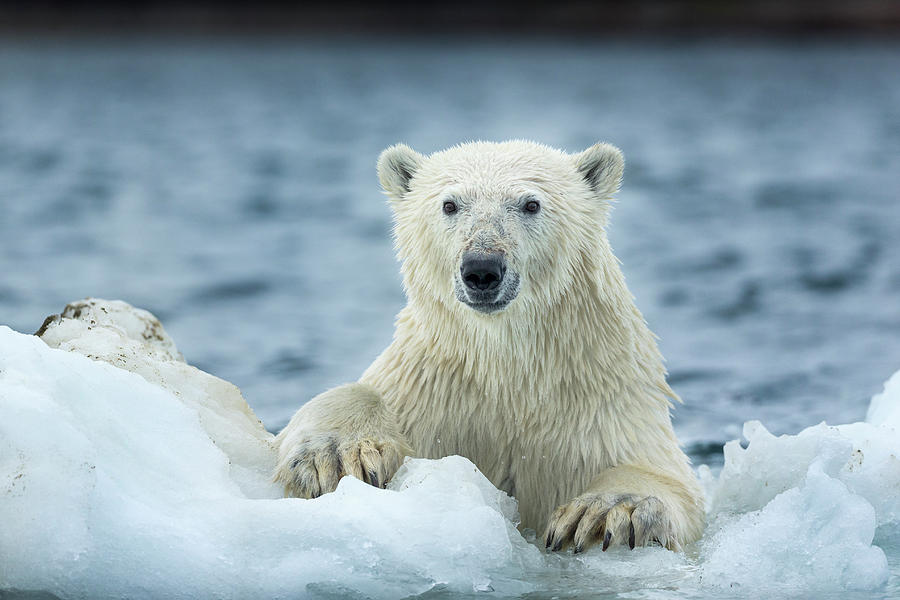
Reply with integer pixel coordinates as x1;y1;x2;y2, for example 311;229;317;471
461;252;506;292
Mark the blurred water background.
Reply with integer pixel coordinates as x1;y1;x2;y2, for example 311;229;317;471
1;33;899;469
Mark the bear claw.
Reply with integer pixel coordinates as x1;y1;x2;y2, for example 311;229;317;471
545;493;676;553
602;530;612;551
275;434;404;498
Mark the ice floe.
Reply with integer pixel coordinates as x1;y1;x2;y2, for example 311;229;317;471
1;299;897;598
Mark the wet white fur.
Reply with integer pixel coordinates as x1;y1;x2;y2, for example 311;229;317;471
276;140;705;546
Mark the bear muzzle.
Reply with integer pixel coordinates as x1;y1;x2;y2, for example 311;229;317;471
456;252;519;314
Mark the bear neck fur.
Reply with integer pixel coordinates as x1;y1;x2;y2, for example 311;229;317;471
362;235;676;419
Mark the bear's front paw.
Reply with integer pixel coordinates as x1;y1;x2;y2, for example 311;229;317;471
275;433;406;499
545;494;677;553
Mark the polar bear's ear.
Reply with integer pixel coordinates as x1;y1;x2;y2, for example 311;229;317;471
574;142;624;197
378;144;424;199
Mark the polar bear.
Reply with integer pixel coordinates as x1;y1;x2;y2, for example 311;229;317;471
275;140;705;552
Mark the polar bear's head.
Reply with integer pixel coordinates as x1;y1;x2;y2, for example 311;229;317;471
377;140;623;317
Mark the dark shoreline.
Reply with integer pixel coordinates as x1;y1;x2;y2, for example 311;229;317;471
2;0;900;36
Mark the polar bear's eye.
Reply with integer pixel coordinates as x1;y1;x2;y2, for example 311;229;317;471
523;199;541;214
442;201;458;215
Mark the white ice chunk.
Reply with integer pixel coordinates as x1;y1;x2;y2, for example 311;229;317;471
866;368;900;428
701;461;888;592
707;402;900;529
709;420;853;515
834;420;900;527
0;325;541;598
37;297;184;362
699;366;900;594
35;298;278;498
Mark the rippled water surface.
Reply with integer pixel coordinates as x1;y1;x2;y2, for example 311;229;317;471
1;36;899;466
